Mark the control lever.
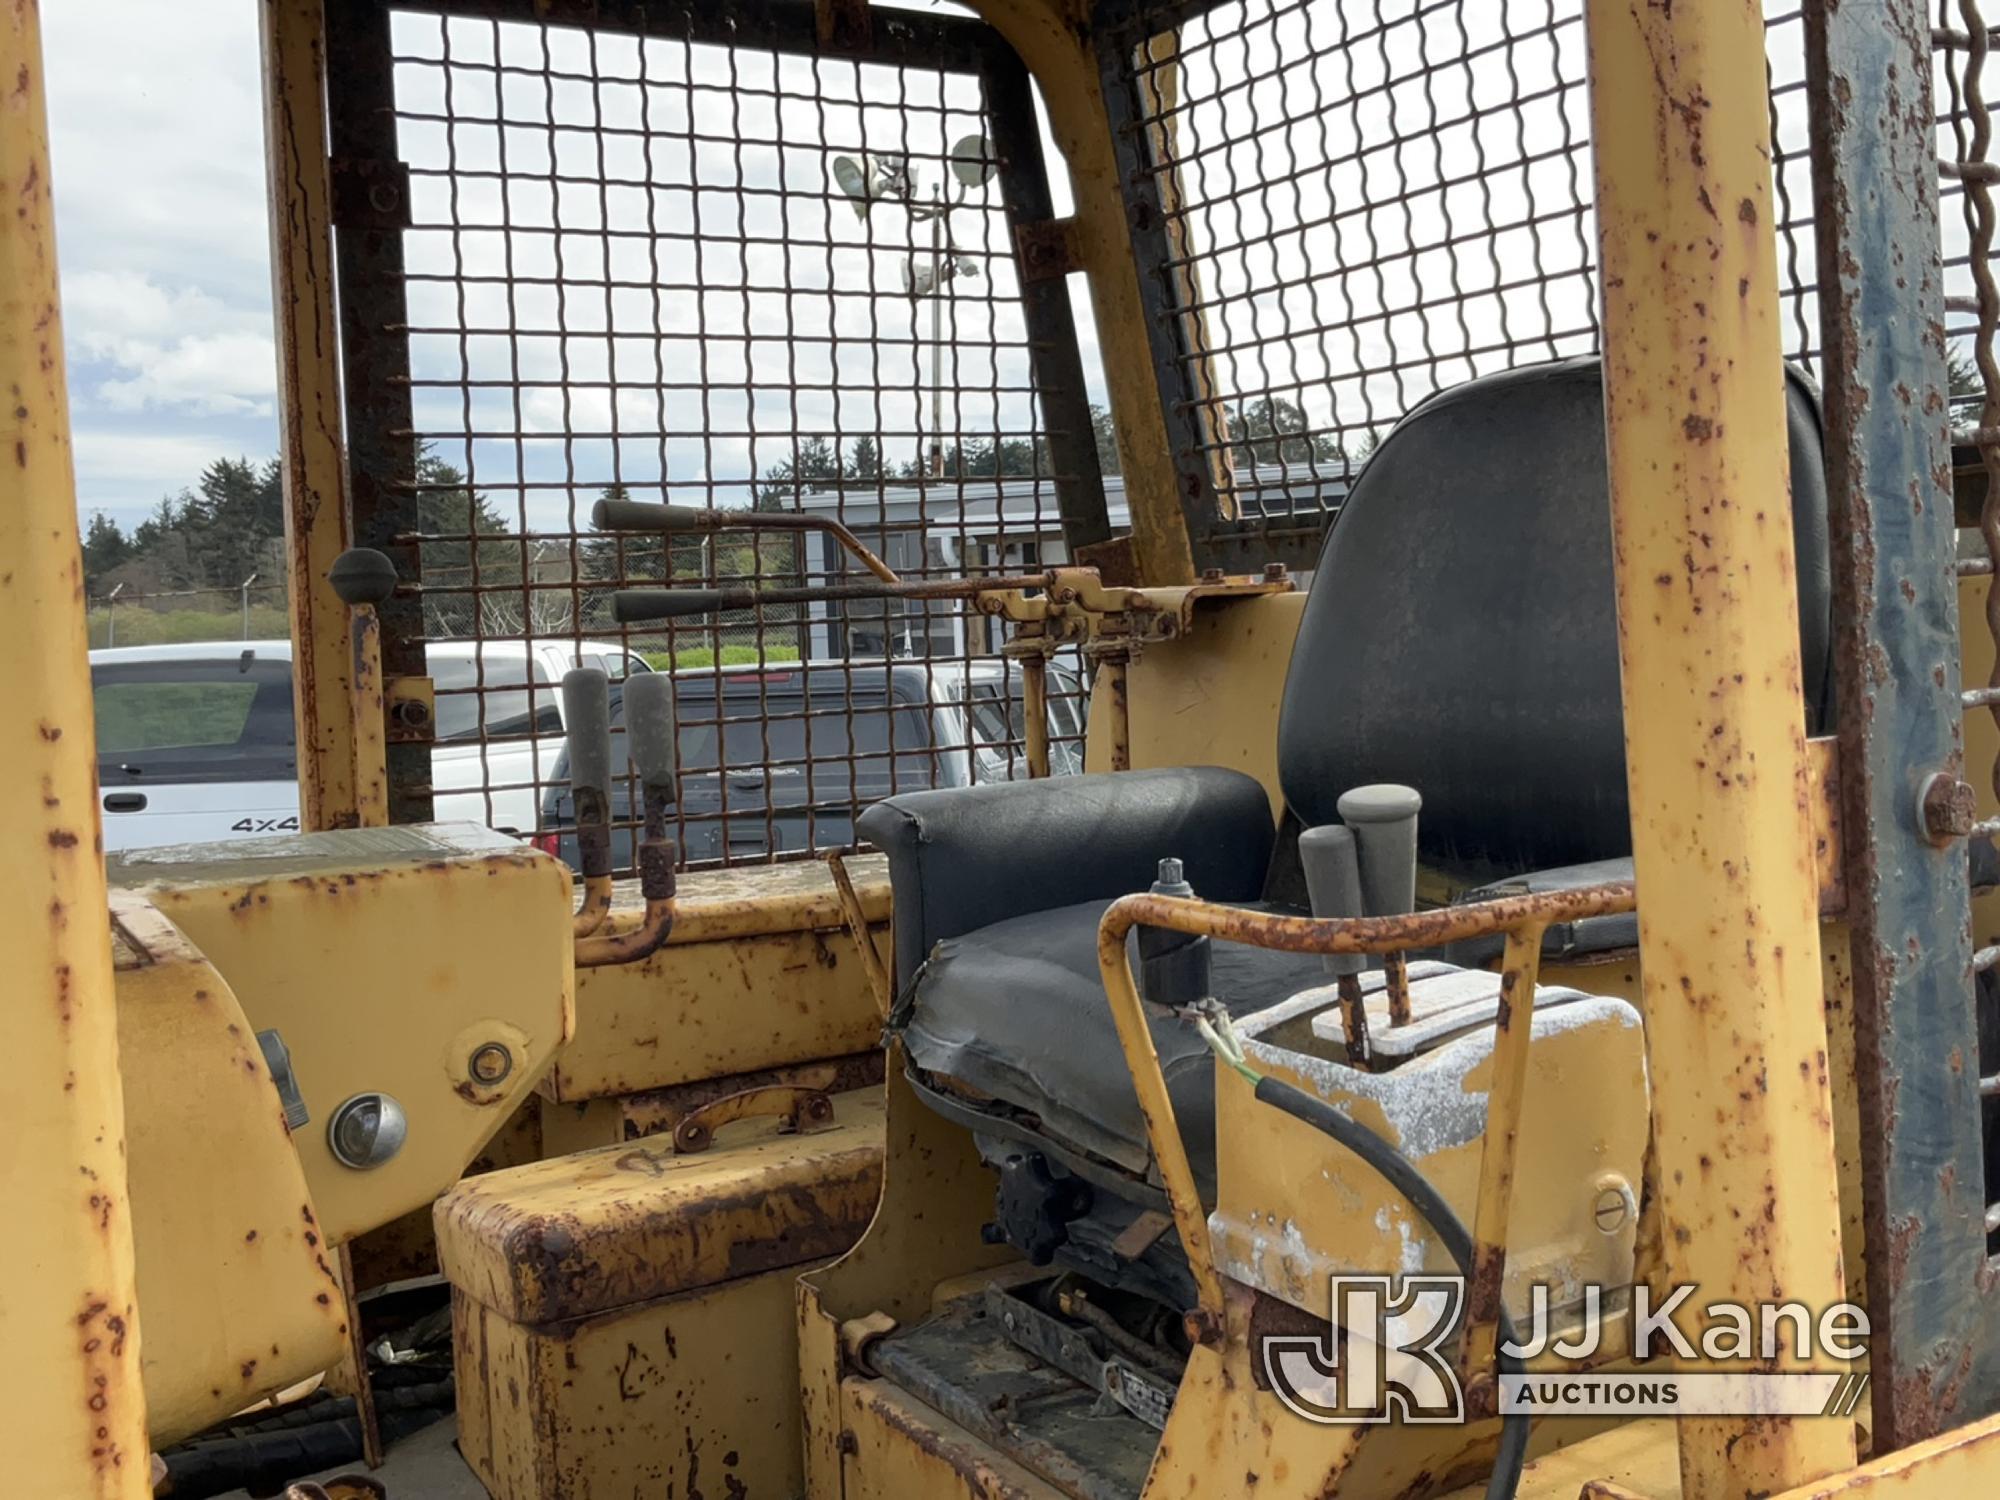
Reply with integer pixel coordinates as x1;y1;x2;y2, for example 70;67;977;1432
1336;783;1422;1026
593;496;901;583
1298;825;1370;1065
608;572;1061;626
575;672;678;967
561;668;615;937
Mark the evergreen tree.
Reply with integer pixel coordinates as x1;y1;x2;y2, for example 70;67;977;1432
1226;396;1346;471
847;435;884;482
80;512;132;585
412;445;519;583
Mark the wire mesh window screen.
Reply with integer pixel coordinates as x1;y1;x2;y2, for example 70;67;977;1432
374;6;1095;869
1104;0;1832;537
1937;5;2000;1252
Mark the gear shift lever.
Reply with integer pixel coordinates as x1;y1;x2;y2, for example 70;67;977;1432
1335;784;1422;917
1336;783;1422;1027
1298;824;1370;1064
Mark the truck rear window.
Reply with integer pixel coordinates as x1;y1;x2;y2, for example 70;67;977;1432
678;700;933;773
433;654;561;741
94;656;296;785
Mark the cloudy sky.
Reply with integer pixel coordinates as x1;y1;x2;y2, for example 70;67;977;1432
45;4;279;535
36;0;1892;544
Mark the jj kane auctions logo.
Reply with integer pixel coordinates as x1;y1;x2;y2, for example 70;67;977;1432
1262;1278;1871;1423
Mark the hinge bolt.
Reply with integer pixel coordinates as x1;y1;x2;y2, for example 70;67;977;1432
1920;773;1977;844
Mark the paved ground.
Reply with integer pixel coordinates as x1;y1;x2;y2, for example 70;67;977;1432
216;1416;487;1500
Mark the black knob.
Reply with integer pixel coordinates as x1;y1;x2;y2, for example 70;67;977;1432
329;548;399;607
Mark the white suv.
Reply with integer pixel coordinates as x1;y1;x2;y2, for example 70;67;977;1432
90;639;650;852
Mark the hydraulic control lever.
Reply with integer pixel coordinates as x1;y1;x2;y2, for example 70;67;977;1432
1297;824;1371;1063
1336;784;1423;1025
561;668;616;937
592;493;1059;623
594;495;901;582
574;671;679;968
605;573;1063;625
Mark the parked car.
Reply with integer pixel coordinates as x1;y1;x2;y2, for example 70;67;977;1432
534;658;1087;867
90;639;651;852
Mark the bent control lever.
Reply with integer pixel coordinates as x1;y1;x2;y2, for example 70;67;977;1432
575;671;679;968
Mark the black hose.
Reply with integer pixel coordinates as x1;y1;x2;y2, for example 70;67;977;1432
1252;1074;1528;1500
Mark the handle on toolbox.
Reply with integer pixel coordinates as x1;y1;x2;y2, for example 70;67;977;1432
671;1085;836;1153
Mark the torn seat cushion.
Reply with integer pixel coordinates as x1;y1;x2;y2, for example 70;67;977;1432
902;896;1327;1190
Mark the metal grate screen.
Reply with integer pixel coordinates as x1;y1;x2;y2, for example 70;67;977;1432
1097;0;1834;556
327;0;2000;883
337;2;1102;868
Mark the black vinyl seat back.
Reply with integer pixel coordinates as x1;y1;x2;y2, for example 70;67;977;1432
1278;355;1832;880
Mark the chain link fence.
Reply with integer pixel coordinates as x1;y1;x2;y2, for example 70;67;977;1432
87;583;290;650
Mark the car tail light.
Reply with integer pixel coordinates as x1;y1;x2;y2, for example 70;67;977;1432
531;832;561;857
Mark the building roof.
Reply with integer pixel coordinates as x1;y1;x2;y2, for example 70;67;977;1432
790;463;1351;533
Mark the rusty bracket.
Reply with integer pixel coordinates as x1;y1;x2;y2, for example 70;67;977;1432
839;1310;898;1376
327;156;410;231
826;851;892;1017
1014;216;1085;283
383;674;434;743
671;1084;836;1153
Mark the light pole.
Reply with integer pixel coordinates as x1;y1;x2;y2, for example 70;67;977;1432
830;138;997;480
240;571;260;640
105;581;124;647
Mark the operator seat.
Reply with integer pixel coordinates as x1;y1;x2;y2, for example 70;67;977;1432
859;355;1831;1225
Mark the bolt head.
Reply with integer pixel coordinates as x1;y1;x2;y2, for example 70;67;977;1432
468;1042;513;1085
1201;567;1225;583
1921;773;1978;843
1263;562;1289;580
1592;1182;1632;1234
1182;1308;1223;1347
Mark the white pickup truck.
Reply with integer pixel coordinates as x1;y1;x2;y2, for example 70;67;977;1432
90;638;652;853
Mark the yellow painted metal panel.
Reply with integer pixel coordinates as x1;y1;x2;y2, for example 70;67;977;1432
110;893;348;1444
551;926;884;1101
0;1;151;1487
1770;1409;2000;1498
1588;0;1854;1490
962;0;1197;583
261;0;359;831
840;1378;1066;1500
1210;989;1647;1326
799;1062;1016;1498
1086;592;1308;810
455;1269;816;1500
1437;1419;1683;1500
112;823;573;1246
605;851;891;944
